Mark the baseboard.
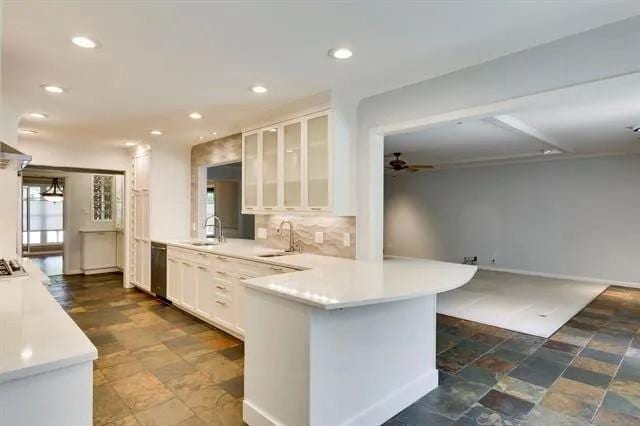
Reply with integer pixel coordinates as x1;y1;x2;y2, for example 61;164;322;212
479;265;640;289
64;269;84;275
243;399;280;426
83;267;120;275
342;369;439;425
243;370;439;426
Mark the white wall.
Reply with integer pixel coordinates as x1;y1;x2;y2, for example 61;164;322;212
149;142;191;241
356;16;640;260
384;155;640;284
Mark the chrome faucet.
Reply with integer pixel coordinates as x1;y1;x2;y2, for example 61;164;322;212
203;215;225;243
279;220;298;253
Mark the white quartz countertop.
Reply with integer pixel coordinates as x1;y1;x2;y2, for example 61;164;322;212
160;239;478;310
0;259;98;384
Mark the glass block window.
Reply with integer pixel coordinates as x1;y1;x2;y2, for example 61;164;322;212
92;175;114;221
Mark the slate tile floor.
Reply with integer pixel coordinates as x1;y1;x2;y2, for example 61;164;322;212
388;285;640;425
49;273;640;425
48;273;245;425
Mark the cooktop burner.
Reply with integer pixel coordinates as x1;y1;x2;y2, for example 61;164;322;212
0;258;27;278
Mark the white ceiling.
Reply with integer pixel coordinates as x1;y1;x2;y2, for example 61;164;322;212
385;73;640;169
3;1;640;150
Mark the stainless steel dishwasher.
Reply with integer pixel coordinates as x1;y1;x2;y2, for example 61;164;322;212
150;242;167;298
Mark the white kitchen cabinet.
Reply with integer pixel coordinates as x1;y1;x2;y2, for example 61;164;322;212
81;230;117;274
165;245;298;339
241;109;350;214
180;261;197;312
195;265;215;319
242;132;259;211
167;257;181;302
130;148;151;291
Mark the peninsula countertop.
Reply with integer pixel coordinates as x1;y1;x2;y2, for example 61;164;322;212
0;259;98;384
160;239;478;310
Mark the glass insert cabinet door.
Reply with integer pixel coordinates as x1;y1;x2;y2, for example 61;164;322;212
243;133;259;208
306;114;329;208
283;122;302;208
262;128;279;208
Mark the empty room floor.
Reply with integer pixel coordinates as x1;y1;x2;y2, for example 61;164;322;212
437;270;608;338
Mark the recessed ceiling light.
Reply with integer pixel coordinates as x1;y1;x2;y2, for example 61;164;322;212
27;112;48;119
40;84;66;94
71;36;99;49
328;47;353;60
268;128;277;132
19;129;38;135
541;149;561;155
199;136;204;140
212;131;217;136
189;112;203;120
124;141;137;147
250;85;267;94
150;130;163;136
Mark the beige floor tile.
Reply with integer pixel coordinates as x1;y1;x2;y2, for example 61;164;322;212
134;398;194;426
111;371;174;411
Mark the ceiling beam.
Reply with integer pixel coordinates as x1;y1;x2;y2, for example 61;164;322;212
486;115;574;153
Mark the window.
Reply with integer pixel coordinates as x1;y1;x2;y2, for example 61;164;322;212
22;181;64;247
206;187;215;237
92;175;114;221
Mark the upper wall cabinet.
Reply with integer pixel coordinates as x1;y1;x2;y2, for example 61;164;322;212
242;109;350;215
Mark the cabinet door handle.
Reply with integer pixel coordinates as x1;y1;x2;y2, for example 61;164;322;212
217;256;228;261
198;266;207;270
217;271;228;276
310;207;322;211
270;267;284;272
216;300;226;306
216;285;226;290
198;252;207;257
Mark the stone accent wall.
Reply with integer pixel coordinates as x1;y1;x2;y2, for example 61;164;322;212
254;215;356;259
190;134;242;237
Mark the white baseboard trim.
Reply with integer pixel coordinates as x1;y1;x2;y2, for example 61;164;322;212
64;269;84;275
243;399;281;426
479;265;640;289
343;369;439;426
243;370;439;426
83;267;120;275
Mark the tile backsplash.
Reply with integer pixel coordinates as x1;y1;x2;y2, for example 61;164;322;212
254;215;356;259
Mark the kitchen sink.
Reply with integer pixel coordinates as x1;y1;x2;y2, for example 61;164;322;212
258;252;291;257
183;240;218;246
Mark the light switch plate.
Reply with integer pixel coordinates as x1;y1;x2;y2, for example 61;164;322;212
343;232;351;247
315;232;324;244
257;227;267;239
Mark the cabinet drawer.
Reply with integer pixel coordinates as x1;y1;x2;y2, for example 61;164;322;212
168;246;212;265
213;294;234;328
213;278;234;299
219;257;297;278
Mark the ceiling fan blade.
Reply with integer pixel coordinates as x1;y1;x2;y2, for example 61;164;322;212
409;165;434;169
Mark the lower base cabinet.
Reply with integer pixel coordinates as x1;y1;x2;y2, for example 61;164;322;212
165;246;297;338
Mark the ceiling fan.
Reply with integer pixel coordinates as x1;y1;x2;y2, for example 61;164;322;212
385;152;433;173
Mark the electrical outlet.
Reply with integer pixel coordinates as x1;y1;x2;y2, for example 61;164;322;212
257;227;267;239
343;232;351;247
315;232;324;244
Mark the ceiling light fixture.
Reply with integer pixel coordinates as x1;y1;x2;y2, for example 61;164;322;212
189;112;203;120
40;84;66;94
541;149;561;155
124;141;137;147
71;36;99;49
149;130;163;136
27;112;48;119
250;85;267;94
41;177;64;203
268;128;277;132
18;129;38;135
212;131;217;136
328;47;353;60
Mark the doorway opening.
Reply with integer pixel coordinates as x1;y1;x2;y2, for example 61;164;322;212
204;162;254;240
